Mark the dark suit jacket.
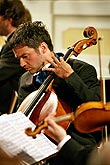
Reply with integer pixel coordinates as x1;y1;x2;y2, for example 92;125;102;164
0;33;25;114
18;58;100;110
47;130;96;165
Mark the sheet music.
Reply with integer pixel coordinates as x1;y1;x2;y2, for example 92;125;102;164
0;112;58;164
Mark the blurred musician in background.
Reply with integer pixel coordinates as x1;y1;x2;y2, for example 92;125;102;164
0;0;32;115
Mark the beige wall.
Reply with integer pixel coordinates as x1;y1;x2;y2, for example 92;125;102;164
0;0;110;77
0;36;5;51
63;28;110;56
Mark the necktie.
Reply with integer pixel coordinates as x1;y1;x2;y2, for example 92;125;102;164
32;53;63;88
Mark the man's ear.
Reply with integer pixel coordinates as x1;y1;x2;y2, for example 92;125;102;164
39;42;48;54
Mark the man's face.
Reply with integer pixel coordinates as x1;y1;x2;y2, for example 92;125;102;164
13;46;46;74
0;16;9;36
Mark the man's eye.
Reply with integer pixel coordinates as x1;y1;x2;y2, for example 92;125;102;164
23;55;28;59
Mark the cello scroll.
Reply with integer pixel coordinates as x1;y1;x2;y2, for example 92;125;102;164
72;26;97;57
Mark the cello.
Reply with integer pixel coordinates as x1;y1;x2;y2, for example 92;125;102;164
18;27;97;137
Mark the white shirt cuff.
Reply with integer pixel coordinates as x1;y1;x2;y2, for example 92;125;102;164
57;135;71;151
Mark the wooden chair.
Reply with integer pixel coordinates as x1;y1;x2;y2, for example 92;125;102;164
8;91;18;114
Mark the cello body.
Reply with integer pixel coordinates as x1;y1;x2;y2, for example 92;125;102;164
18;89;72;131
18;89;72;141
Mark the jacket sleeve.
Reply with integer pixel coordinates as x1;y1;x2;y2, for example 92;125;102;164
0;42;25;85
58;137;96;165
64;64;100;102
0;54;23;84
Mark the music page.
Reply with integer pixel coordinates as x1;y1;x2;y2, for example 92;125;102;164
0;112;58;164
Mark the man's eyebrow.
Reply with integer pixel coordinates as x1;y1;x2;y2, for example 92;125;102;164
15;53;27;59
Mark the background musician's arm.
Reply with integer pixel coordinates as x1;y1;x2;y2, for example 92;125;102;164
45;114;96;165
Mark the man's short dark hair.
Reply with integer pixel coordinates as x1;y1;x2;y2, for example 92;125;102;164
10;21;53;51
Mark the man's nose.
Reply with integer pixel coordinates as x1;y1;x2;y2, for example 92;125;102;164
20;58;26;67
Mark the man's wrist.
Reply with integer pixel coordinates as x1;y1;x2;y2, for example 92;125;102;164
57;135;71;151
